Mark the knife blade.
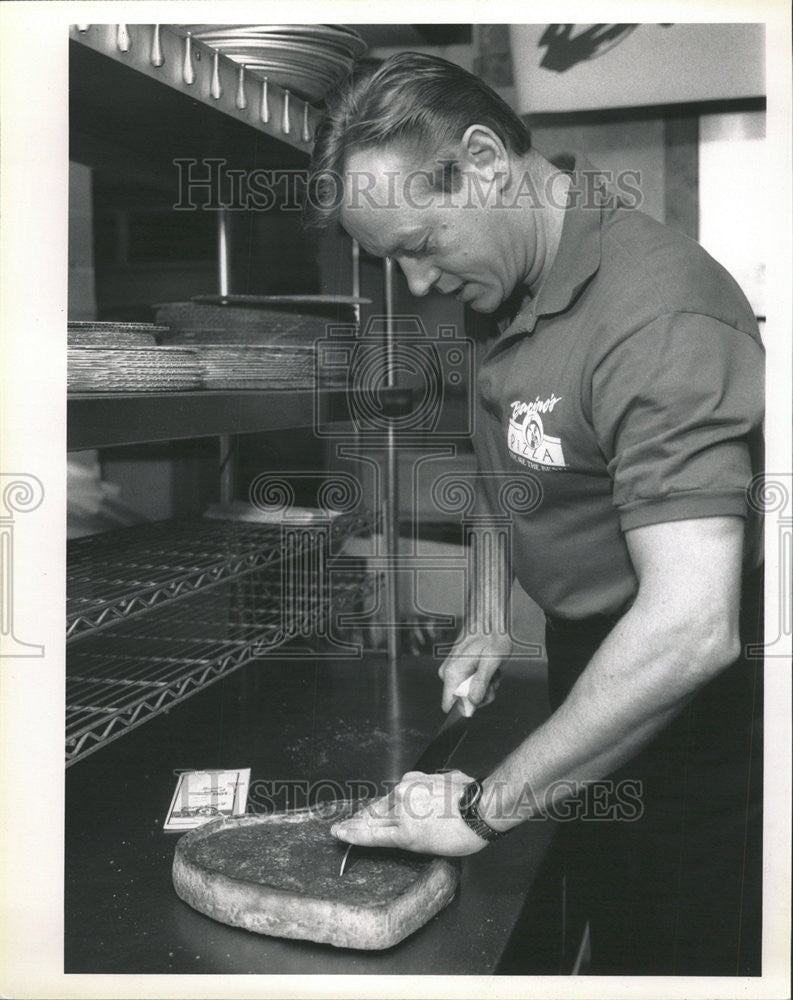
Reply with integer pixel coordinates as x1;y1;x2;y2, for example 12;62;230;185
409;697;472;773
408;672;498;773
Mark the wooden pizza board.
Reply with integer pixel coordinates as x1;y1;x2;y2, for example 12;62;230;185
172;800;460;950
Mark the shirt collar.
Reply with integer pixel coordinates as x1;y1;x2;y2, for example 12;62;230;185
499;153;605;338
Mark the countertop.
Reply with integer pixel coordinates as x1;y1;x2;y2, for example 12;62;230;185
65;652;554;974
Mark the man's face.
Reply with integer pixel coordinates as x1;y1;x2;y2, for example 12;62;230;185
340;144;528;314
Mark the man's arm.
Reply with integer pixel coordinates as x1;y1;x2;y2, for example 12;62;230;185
480;514;743;827
437;492;515;711
331;516;744;853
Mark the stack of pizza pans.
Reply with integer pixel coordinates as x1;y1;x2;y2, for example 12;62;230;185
196;344;322;389
176;24;366;102
68;322;202;393
154;297;361;345
67;321;168;348
154;296;362;389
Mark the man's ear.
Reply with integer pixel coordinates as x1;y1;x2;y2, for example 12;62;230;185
460;124;510;190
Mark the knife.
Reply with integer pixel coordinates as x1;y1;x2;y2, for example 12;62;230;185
338;678;491;875
410;696;473;773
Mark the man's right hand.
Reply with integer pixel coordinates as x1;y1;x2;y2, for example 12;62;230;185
438;631;512;713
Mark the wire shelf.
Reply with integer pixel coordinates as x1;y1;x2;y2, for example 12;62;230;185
66;515;367;640
66;564;373;767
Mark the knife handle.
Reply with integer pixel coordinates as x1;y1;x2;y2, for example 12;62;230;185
453;676;496;716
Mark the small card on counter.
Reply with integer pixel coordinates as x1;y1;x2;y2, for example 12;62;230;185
164;768;250;831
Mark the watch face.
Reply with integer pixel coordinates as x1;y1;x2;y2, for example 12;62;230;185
460;779;482;812
458;779;502;842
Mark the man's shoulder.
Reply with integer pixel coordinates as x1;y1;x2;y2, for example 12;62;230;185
598;207;758;337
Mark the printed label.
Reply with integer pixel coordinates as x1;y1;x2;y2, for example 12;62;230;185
508;395;567;471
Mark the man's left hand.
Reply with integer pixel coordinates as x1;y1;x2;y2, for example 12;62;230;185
331;770;488;856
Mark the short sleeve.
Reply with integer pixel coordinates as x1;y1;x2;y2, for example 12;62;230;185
590;313;764;531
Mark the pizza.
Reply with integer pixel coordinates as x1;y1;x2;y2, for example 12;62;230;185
172;800;460;950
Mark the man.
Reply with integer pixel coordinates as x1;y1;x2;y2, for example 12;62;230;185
305;53;764;975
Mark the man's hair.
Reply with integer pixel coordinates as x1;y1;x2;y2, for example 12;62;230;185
304;52;532;228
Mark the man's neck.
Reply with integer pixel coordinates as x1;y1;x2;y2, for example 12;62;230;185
512;149;571;297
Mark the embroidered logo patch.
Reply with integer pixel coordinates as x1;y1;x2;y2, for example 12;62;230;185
508;395;567;470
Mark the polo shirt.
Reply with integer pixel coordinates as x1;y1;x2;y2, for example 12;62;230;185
473;155;765;619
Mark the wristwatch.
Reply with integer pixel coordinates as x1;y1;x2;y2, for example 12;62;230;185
457;778;504;842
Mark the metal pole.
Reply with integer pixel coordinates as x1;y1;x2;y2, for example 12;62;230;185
217;210;234;504
384;257;399;667
351;238;361;317
218;209;231;296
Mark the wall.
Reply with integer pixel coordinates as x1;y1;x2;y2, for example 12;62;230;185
509;24;765;113
530;119;667;224
698;110;766;319
365;43;474;72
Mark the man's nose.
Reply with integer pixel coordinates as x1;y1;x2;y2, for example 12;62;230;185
396;257;440;297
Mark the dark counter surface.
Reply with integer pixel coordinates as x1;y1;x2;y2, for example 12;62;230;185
65;653;554;974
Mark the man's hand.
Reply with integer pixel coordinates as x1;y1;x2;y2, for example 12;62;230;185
438;631;511;712
330;770;489;856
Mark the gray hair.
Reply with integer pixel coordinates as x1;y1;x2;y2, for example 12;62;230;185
304;52;531;228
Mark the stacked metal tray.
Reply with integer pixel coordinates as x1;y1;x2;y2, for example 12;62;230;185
67;311;354;392
196;345;318;389
67;321;168;347
68;320;203;392
177;24;366;102
154;297;364;389
155;297;362;343
67;345;202;393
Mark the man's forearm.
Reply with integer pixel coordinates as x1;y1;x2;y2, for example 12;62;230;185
480;599;738;829
439;503;515;710
465;499;514;633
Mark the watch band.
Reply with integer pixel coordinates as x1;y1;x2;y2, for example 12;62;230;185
457;778;504;842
